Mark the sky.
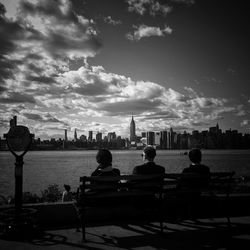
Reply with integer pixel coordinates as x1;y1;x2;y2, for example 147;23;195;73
0;0;249;140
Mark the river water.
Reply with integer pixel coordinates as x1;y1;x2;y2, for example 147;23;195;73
1;149;250;196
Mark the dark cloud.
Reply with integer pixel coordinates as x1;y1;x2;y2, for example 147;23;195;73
26;75;56;85
19;0;102;59
27;63;43;74
22;112;68;125
0;85;7;93
0;92;36;104
25;53;43;61
0;56;21;82
43;31;102;59
20;0;78;24
0;6;43;83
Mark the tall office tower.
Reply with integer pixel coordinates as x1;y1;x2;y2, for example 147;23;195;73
155;132;161;146
169;127;174;149
74;128;77;141
64;129;68;142
160;131;168;149
10;115;17;128
130;115;136;142
107;132;116;142
88;131;93;142
146;131;155;145
96;132;102;142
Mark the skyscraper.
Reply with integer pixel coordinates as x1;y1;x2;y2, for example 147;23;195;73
74;128;77;141
147;131;155;145
64;129;68;142
88;131;93;142
130;115;136;142
96;132;102;142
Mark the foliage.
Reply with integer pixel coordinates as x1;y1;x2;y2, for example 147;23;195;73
22;192;41;204
41;184;62;202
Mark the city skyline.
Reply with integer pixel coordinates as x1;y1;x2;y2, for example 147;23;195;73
0;0;250;140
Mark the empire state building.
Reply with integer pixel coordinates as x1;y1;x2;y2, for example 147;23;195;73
130;115;136;142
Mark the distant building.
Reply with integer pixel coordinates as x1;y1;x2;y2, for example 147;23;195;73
146;131;155;145
10;115;17;128
130;115;136;142
64;129;68;142
88;131;93;142
96;132;102;142
74;128;77;141
155;132;160;146
160;130;169;149
108;132;116;142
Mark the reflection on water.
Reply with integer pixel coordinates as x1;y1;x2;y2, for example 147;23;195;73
0;149;250;196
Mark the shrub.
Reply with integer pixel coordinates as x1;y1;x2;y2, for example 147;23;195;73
41;184;62;202
22;192;41;204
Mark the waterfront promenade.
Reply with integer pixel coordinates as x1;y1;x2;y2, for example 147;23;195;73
1;216;250;249
1;192;250;249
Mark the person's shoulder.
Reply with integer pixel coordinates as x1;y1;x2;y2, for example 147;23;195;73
112;168;120;175
155;164;165;173
182;167;190;173
132;164;144;174
91;169;101;176
200;164;210;172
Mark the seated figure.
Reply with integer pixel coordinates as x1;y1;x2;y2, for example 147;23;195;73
132;146;165;175
91;149;120;177
62;184;73;202
180;148;210;189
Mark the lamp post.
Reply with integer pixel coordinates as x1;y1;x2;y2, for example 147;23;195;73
4;125;33;214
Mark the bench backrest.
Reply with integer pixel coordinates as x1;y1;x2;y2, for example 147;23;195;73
78;174;165;202
78;171;235;202
163;171;235;195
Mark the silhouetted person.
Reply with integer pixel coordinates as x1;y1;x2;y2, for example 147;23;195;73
180;148;210;189
183;148;210;174
91;149;120;177
62;184;73;202
133;146;165;175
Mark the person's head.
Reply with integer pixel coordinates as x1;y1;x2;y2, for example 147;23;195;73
96;148;112;168
64;184;71;192
188;148;202;164
142;145;156;162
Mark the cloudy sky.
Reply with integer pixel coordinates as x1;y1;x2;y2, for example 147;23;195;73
0;0;249;140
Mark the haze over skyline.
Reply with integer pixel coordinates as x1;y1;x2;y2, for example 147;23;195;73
0;0;249;140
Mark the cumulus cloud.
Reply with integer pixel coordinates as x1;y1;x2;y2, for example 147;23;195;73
126;0;172;16
0;1;243;138
126;24;172;41
0;0;102;88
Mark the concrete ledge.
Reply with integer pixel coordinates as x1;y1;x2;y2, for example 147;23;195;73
1;193;250;230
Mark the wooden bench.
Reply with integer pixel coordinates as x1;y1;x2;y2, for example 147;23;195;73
162;172;235;224
76;171;235;241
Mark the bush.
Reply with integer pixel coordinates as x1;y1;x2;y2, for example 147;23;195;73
41;184;62;202
22;192;41;204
